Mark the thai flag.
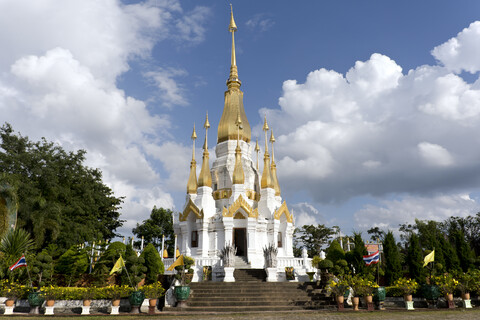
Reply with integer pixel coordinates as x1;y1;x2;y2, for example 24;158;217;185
363;250;380;266
9;254;27;271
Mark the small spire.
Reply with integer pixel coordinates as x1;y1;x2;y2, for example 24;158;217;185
227;5;240;87
255;138;260;170
198;113;212;187
270;130;281;196
261;116;273;189
232;111;244;185
187;123;198;194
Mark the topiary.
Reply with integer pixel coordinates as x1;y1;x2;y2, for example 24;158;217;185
318;259;334;270
140;243;164;284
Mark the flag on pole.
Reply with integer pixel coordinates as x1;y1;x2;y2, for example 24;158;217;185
167;254;184;271
423;250;435;267
363;250;380;266
9;254;27;271
109;255;126;275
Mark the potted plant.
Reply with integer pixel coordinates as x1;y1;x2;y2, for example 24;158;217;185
80;286;97;306
285;267;295;281
393;277;419;302
141;281;164;314
329;276;350;308
318;259;333;285
174;255;195;307
27;288;45;314
0;280;26;307
433;273;458;306
457;270;477;301
306;271;316;282
351;275;379;307
105;285;132;307
40;285;64;307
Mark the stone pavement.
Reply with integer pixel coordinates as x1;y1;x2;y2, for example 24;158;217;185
158;309;480;320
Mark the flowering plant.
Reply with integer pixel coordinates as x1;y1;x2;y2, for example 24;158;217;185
351;275;379;297
329;276;350;296
40;285;65;300
433;273;459;295
141;282;165;299
393;278;419;295
456;270;479;294
0;280;29;299
104;285;132;300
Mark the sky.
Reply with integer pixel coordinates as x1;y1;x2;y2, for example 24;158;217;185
1;0;480;240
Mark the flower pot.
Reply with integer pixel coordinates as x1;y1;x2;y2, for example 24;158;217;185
353;297;359;311
174;286;191;301
421;284;440;300
46;299;55;307
404;294;413;302
373;287;386;302
5;299;15;307
365;295;373;304
149;298;157;307
28;291;44;314
112;299;121;306
462;293;470;300
83;299;91;306
129;290;145;314
446;293;453;301
336;295;344;304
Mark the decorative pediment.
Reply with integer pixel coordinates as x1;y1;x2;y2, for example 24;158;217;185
274;201;293;223
222;194;258;219
180;198;203;222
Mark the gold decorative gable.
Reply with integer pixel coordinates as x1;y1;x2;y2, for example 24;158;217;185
274;201;293;223
234;212;246;219
180;199;203;222
222;194;258;219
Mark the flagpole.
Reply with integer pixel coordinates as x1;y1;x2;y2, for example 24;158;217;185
24;253;33;288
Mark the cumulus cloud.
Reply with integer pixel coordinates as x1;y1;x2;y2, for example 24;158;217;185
354;194;480;234
0;0;209;236
245;14;275;32
291;202;326;227
263;21;480;205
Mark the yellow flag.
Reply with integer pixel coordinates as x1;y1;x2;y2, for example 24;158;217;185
167;255;184;271
109;255;126;275
423;250;435;267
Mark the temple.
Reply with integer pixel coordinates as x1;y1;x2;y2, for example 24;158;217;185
172;7;307;282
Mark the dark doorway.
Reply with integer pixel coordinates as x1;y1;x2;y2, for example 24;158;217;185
233;228;247;257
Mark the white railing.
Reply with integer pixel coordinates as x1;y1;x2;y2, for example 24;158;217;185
277;257;312;269
163;257;222;275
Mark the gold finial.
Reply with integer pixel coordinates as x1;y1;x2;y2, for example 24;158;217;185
229;4;237;32
187;123;198;194
204;112;210;129
198;113;212;188
263;116;269;154
203;112;210;150
270;130;281;196
270;130;276;162
191;123;197;140
255;138;260;170
261;116;273;189
232;114;245;185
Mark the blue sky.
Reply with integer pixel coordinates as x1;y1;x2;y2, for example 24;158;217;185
2;0;480;239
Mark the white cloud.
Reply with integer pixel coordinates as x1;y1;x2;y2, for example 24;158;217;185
432;21;480;74
144;68;188;107
418;142;454;167
354;193;480;233
291;202;325;227
245;14;275;32
175;6;211;44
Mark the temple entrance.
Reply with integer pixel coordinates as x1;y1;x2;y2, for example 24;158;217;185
233;228;247;257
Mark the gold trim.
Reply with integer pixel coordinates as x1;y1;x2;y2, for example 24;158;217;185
222;194;258;218
274;201;292;223
180;199;204;222
213;188;232;200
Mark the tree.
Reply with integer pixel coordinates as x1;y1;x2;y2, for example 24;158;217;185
132;207;174;256
405;233;425;284
439;235;460;273
0;123;124;251
449;226;474;272
294;224;334;257
367;227;385;241
347;232;367;274
121;244;146;287
326;239;345;264
382;231;402;285
140;243;164;284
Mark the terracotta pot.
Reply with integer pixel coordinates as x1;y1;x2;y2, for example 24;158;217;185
149;298;157;307
112;299;121;307
83;300;91;306
365;295;373;304
352;297;359;311
46;300;55;307
404;294;413;302
462;293;470;300
336;295;344;304
446;293;453;301
5;299;15;307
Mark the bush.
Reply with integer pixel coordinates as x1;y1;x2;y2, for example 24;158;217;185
318;259;333;270
140;243;164;284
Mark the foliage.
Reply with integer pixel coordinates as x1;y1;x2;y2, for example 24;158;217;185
0;123;124;251
141;281;165;299
455;270;479;294
294;224;334;257
350;274;378;297
318;259;333;270
347;232;367;274
140;243;164;284
311;256;322;269
329;275;350;296
326;239;345;264
40;285;66;300
174;256;195;285
0;177;17;239
104;285;132;300
0;279;30;299
30;250;54;286
285;267;295;280
393;277;419;295
383;231;402;286
132;207;174;255
449;223;475;272
367;227;385;241
55;245;89;286
332;259;349;276
432;273;459;295
405;233;425;284
92;241;126;285
0;228;34;266
121;244;146;288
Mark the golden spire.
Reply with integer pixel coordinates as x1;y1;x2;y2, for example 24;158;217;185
232;112;244;184
261;116;273;189
198;113;212;187
270;130;281;196
187;124;198;194
255;138;260;170
217;5;251;143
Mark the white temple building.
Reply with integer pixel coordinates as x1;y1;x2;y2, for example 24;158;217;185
171;8;310;282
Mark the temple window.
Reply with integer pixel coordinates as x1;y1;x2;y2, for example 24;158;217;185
191;230;198;248
277;232;283;248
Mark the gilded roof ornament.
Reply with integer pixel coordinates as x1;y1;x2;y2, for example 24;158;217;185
261;116;273;189
187;123;198;194
270;130;281;196
198;113;212;187
255;138;260;170
232;111;245;184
